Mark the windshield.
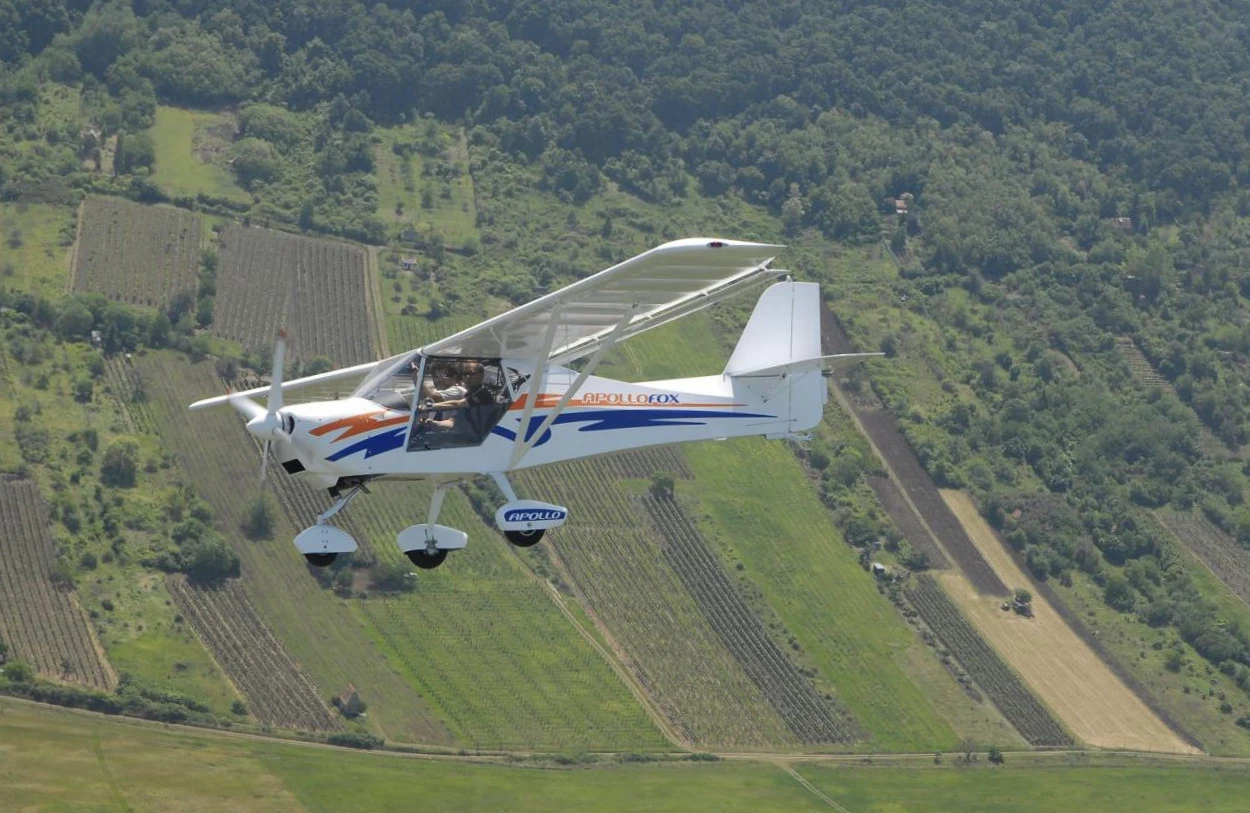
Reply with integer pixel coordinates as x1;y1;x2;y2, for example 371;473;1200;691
407;357;514;451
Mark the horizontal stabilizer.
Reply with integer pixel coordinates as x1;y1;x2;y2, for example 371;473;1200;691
731;352;884;379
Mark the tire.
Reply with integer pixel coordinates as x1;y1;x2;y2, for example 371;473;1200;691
406;548;448;569
504;529;545;548
304;552;337;567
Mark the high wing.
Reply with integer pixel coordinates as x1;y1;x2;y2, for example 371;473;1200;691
420;238;783;365
190;238;783;411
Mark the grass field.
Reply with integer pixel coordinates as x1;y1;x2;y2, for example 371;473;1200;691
148;107;249;202
939;490;1195;754
796;759;1250;812
7;699;1250;812
0;202;75;298
374;123;477;248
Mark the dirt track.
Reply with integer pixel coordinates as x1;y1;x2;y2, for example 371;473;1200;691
938;490;1198;755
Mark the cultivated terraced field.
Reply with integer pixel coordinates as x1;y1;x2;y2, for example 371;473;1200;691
137;352;662;750
820;307;1003;593
100;357;156;434
1157;511;1250;606
642;493;855;744
521;455;807;748
166;575;341;732
906;575;1070;746
940;490;1197;753
0;478;115;690
72;197;201;308
866;475;950;569
138;353;452;744
214;226;374;365
1115;337;1226;457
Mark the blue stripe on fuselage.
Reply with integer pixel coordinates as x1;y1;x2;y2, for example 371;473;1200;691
325;426;407;461
491;408;774;447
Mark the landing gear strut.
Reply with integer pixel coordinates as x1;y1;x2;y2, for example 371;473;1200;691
293;485;364;565
395;483;466;569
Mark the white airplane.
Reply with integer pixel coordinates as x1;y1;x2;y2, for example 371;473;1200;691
189;239;879;569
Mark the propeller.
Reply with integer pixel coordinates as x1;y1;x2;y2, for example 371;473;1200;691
228;330;290;485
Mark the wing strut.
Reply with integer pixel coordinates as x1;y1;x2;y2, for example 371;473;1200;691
506;306;636;471
506;305;564;470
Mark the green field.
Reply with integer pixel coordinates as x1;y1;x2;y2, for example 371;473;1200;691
147;107;249;202
796;760;1250;812
0;202;75;298
6;699;1250;812
374;123;478;248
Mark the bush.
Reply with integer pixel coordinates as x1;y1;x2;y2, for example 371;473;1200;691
2;659;34;683
100;441;139;488
326;732;384;750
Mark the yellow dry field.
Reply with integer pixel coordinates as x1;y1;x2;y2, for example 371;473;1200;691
938;490;1198;755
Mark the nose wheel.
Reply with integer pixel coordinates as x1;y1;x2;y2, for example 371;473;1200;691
504;529;545;548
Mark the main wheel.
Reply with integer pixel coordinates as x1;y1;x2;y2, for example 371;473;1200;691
406;548;448;569
304;552;337;567
504;529;545;548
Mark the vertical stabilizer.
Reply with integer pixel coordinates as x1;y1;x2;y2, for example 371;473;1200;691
724;281;821;376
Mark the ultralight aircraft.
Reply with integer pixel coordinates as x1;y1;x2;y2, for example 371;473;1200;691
189;239;878;568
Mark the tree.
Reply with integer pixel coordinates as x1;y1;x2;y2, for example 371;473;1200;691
229;138;282;189
2;659;33;683
987;746;1004;764
184;538;240;586
113;132;155;175
241;496;274;540
649;471;675;499
100;441;138;487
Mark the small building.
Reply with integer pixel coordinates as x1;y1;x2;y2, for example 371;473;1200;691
871;562;889;578
90;330;103;348
399;257;418;271
335;683;365;717
1109;217;1133;231
893;198;909;216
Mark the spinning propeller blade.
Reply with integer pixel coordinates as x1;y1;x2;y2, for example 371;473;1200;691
228;331;290;486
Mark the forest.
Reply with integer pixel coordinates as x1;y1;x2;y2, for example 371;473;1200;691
6;0;1250;727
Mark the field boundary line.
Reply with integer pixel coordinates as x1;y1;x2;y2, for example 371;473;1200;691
778;761;852;812
68;590;118;690
67;198;84;294
11;696;1250;768
500;539;691;751
365;246;389;357
826;383;959;577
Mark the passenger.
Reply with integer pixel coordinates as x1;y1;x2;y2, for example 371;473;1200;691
418;362;467;429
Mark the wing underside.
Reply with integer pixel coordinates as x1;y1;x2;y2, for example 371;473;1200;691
421;238;783;364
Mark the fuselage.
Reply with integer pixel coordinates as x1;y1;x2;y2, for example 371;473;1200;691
276;364;801;488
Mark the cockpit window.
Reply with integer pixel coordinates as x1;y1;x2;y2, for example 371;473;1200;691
407;357;513;451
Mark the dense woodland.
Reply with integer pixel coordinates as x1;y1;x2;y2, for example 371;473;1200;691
6;1;1250;719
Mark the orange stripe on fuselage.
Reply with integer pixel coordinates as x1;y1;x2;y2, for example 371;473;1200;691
508;394;739;410
310;411;409;443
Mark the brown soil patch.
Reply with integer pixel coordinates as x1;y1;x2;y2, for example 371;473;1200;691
937;490;1198;754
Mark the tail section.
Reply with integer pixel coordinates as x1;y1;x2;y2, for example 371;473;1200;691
726;281;881;434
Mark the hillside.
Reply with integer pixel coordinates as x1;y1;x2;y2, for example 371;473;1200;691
5;0;1250;791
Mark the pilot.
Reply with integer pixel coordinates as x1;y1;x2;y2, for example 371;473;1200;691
418;362;467;428
443;362;497;409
